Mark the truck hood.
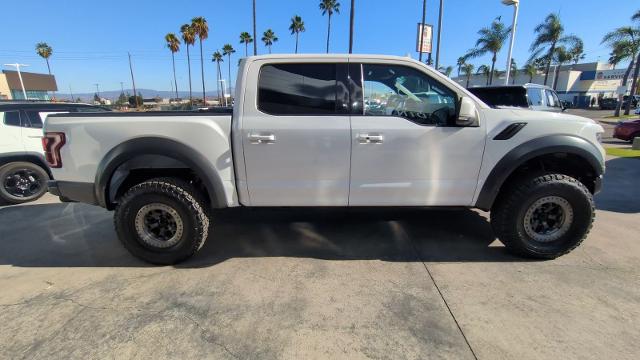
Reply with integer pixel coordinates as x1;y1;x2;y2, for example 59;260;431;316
500;108;597;125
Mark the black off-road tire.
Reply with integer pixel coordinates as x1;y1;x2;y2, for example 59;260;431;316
0;161;49;204
114;178;210;265
491;174;595;259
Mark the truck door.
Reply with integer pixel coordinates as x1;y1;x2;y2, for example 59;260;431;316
0;111;25;154
348;62;485;206
241;61;351;206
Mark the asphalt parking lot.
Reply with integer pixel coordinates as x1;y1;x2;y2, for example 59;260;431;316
1;121;639;359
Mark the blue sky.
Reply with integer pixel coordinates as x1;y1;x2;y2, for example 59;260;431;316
0;0;637;94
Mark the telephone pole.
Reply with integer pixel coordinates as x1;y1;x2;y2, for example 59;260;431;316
128;52;139;108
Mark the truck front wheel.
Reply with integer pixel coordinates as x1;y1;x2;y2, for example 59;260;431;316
491;174;595;259
114;178;210;265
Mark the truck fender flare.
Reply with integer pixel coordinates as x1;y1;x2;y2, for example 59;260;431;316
475;134;604;210
94;137;227;209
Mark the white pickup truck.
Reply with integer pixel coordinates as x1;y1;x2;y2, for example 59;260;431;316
44;54;605;264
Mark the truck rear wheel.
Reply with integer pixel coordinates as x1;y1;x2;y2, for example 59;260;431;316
0;161;49;204
114;178;210;265
491;174;594;259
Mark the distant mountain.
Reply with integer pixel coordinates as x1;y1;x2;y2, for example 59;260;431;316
56;88;233;101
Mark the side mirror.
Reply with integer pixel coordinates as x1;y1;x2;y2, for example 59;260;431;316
457;96;479;127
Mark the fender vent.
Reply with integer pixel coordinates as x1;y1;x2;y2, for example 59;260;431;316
494;122;527;140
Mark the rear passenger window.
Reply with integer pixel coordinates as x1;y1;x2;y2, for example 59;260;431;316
25;111;45;128
258;63;339;115
527;88;544;106
2;111;21;127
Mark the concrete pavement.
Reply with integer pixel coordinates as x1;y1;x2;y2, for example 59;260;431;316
1;156;639;359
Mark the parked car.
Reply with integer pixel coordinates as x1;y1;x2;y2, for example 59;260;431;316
44;54;605;264
599;98;618;110
468;84;565;112
561;100;574;109
613;119;640;142
622;95;639;109
0;102;110;204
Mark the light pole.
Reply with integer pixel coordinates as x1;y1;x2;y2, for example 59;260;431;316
418;0;427;62
4;63;29;100
503;0;520;85
218;79;227;107
349;0;355;53
435;0;443;69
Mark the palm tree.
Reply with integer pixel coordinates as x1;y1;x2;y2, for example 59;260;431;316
477;65;491;86
530;13;581;85
608;43;627;69
601;21;640;116
262;29;278;54
289;15;306;54
438;66;453;77
624;9;640;115
319;0;340;53
180;24;196;105
240;32;253;57
551;46;573;90
165;33;181;99
35;42;53;75
456;56;466;77
191;17;209;102
523;63;537;83
465;19;511;85
461;63;474;88
222;44;236;92
569;38;585;64
510;58;517;84
212;51;224;105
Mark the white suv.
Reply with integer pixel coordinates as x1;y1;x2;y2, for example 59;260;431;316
0;102;110;204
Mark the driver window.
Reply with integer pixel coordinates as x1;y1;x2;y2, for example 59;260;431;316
362;64;457;126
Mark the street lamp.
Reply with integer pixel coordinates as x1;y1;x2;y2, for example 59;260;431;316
502;0;519;85
3;63;29;100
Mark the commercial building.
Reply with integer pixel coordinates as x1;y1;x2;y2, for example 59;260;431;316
452;62;637;107
0;70;58;100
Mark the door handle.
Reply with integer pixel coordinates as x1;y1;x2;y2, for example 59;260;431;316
357;133;384;144
248;133;276;144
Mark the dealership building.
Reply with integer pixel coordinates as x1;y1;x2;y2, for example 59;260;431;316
0;70;58;100
453;62;636;107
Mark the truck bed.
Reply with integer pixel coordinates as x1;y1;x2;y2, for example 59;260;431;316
45;109;238;207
